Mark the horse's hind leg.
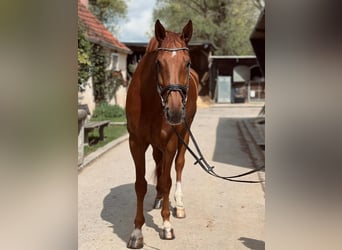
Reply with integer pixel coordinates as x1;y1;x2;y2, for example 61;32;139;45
174;132;190;218
127;136;148;249
152;146;163;209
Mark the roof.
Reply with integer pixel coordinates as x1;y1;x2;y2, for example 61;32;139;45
78;0;131;54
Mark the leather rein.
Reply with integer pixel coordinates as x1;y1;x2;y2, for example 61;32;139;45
174;120;265;183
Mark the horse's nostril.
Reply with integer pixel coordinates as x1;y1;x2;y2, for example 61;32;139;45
164;108;184;125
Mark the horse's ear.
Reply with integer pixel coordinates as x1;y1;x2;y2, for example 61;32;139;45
155;19;166;42
181;20;193;44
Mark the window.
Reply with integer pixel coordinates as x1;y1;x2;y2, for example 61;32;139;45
110;53;119;71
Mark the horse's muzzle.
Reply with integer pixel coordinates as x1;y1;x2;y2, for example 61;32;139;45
164;106;185;125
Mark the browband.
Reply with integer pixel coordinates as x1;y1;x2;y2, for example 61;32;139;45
157;47;189;52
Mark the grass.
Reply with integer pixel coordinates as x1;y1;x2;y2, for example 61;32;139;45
90;116;127;123
84;116;127;156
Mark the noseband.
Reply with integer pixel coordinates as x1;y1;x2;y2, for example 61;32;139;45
155;47;191;107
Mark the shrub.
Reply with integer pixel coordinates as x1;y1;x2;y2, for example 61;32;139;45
92;102;125;120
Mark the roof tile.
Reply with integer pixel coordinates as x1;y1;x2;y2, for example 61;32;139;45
78;0;131;54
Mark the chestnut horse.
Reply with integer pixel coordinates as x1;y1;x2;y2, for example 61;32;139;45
126;20;199;249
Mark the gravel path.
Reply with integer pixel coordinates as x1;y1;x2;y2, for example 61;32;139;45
78;104;265;250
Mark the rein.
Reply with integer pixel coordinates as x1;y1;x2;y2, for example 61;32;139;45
174;120;265;183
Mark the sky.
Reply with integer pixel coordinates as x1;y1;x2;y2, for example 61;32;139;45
117;0;156;42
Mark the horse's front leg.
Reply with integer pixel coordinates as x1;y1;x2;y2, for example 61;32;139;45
174;131;190;218
127;137;148;249
159;147;177;240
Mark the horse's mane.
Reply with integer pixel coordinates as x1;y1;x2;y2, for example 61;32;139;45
146;37;159;53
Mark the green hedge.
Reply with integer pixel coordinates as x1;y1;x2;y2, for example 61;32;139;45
92;103;125;120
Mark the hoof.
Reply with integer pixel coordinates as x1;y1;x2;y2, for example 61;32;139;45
153;198;163;209
160;228;175;240
175;207;186;219
127;236;144;249
127;229;143;249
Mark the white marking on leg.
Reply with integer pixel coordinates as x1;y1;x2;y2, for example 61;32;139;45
171;51;176;57
130;228;143;239
161;220;174;239
174;181;184;207
163;220;172;231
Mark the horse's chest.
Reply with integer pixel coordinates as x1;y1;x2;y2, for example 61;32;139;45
137;115;170;144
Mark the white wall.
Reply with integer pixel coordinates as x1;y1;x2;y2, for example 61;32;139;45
108;53;128;108
78;49;129;116
78;77;96;115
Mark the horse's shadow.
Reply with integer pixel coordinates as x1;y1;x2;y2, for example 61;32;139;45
238;237;265;250
101;184;160;243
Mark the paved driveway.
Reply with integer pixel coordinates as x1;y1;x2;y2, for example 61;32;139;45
78;104;265;250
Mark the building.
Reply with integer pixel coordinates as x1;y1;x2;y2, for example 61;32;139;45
209;55;265;103
78;0;132;113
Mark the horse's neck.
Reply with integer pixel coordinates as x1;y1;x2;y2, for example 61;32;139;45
146;37;158;53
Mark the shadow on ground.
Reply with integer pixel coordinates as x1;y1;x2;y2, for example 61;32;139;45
101;184;160;244
238;237;265;250
213;118;257;169
88;136;101;146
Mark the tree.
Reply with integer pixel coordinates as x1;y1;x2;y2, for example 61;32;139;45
78;20;92;91
153;0;263;55
89;0;128;33
78;21;121;103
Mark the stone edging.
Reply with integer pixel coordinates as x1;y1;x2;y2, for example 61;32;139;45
78;133;129;172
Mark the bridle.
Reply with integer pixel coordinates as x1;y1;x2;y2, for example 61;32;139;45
155;47;191;107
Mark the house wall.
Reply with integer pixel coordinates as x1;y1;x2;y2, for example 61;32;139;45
78;77;95;115
78;51;129;116
107;51;128;108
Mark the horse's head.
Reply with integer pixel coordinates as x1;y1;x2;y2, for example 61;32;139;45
154;20;193;125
